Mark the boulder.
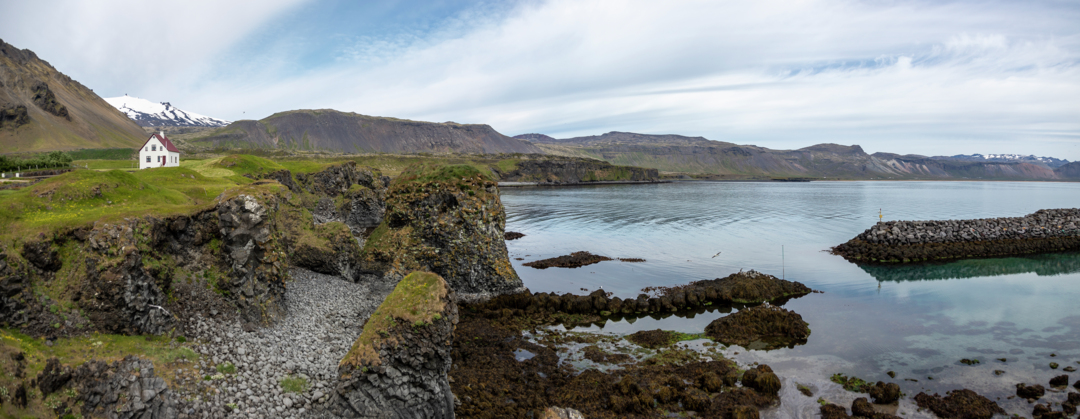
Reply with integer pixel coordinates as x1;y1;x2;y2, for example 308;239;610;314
332;272;458;418
37;357;72;396
868;381;901;404
740;365;781;396
1016;383;1046;399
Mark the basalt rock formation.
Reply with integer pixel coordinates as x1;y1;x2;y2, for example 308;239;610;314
332;272;458;418
359;163;524;302
73;356;177;418
523;251;613;269
833;209;1080;263
704;304;811;349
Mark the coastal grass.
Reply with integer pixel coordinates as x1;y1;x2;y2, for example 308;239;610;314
340;271;448;368
280;375;309;393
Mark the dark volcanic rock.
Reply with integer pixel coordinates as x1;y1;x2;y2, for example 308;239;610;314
704;304;810;349
73;355;176;418
332;272;458;419
20;240;60;271
1016;382;1046;399
0;252;30;327
914;389;1005;419
1048;374;1068;387
37;357;72;396
523;251;612;269
79;250;174;335
504;231;525;240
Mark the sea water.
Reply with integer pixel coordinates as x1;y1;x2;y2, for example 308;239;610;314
501;181;1080;418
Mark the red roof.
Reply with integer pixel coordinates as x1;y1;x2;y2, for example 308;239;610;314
139;133;180;153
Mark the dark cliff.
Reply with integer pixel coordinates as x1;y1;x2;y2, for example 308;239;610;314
359;163;524;302
195;109;543;154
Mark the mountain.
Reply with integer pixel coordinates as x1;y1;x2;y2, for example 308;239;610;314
931;154;1069;169
516;132;1067;180
193;109;543;154
0;39;146;153
1055;162;1080;179
104;95;229;127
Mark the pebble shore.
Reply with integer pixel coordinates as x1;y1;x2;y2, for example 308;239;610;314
175;268;391;418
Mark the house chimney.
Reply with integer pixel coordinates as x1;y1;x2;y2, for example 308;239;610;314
160;131;164;137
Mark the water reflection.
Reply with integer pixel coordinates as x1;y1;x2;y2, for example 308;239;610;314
855;251;1080;282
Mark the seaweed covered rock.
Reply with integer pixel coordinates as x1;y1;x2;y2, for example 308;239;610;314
699;270;813;304
332;272;458;418
360;164;524;302
523;251;612;269
913;389;1004;419
740;364;781;396
1016;382;1046;399
72;355;176;418
868;381;901;404
474;269;813;320
704;304;810;349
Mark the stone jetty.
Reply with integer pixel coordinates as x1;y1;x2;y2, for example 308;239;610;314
833;209;1080;263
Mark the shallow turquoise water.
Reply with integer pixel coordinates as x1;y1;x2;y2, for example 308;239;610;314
501;181;1080;417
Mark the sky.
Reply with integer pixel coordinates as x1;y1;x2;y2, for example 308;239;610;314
2;0;1079;159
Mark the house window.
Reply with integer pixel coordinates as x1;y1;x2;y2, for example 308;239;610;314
146;156;150;163
152;145;156;151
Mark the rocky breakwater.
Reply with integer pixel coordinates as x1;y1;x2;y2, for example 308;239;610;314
494;158;660;185
833;208;1080;263
477;269;812;320
330;271;458;418
359;163;524;302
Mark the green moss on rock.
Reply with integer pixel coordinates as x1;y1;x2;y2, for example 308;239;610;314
341;271;449;368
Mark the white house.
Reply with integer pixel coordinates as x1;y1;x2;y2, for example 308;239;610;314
139;132;180;169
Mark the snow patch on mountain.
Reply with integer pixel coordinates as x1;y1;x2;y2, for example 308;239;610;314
104;95;229;127
932;153;1070;168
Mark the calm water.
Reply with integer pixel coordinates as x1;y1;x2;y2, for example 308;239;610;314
501;181;1080;418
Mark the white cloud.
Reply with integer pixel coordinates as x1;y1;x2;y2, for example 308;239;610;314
0;0;310;99
4;0;1079;158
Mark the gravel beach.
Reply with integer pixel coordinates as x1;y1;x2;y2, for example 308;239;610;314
175;268;392;418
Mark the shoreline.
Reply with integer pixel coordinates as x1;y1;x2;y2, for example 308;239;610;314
498;180;671;187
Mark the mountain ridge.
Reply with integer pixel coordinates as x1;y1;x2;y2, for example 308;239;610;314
105;95;229;127
193;109;543;154
0;39;146;153
515;132;1072;180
